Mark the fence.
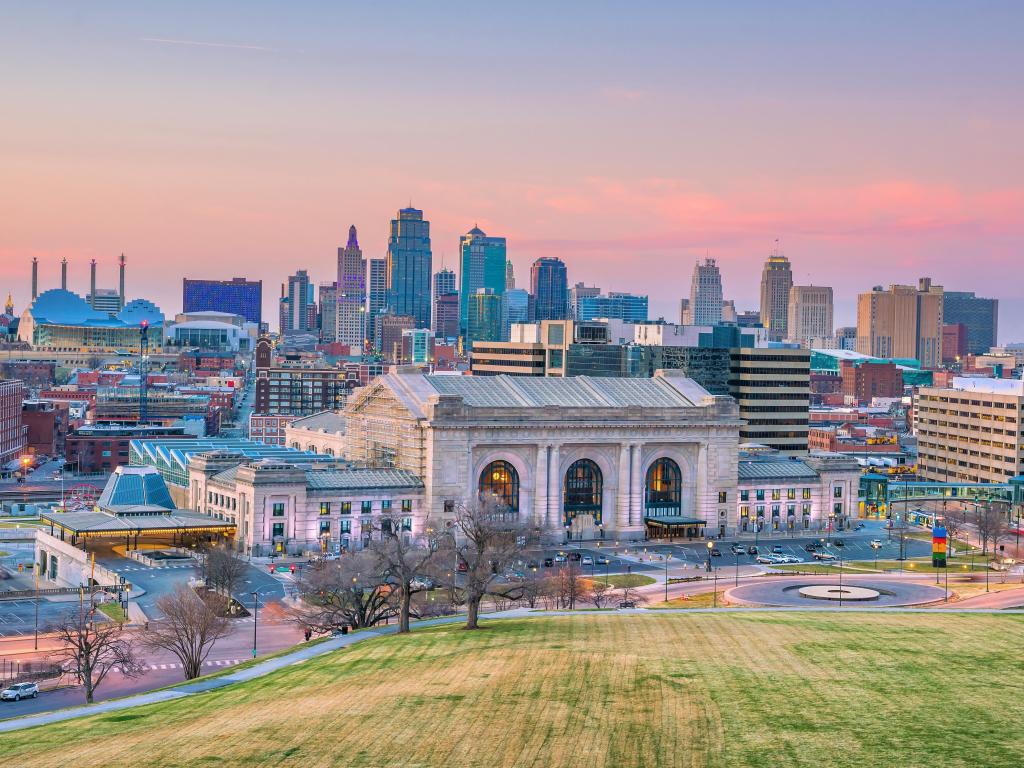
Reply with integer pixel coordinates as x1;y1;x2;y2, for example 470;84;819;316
0;658;63;687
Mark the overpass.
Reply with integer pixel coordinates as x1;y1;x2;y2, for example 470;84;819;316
859;473;1024;519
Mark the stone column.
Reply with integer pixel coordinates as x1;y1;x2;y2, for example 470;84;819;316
548;444;561;530
615;443;631;534
629;443;643;527
534;444;549;531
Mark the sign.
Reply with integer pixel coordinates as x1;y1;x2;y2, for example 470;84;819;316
932;525;947;568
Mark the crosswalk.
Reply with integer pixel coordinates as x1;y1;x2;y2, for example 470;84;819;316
110;564;196;573
114;659;244;673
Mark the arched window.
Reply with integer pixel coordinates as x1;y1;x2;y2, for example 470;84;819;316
479;460;519;513
645;457;682;514
564;459;603;525
324;448;335;456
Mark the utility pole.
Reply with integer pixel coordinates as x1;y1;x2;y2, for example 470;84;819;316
139;321;150;423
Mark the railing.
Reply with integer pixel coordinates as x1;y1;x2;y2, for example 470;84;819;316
0;585;119;601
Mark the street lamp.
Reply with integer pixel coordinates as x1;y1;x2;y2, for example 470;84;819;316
664;553;671;603
251;590;259;658
735;547;740;588
706;541;713;573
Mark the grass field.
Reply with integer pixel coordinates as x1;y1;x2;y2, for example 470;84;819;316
598;573;655;588
6;613;1024;768
650;591;726;608
769;563;874;575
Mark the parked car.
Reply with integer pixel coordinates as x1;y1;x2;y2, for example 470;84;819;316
710;547;722;557
410;576;435;590
747;546;758;555
779;555;802;564
568;552;581;562
813;552;837;561
756;554;781;564
595;555;610;565
554;554;567;564
771;545;783;553
581;556;594;566
832;539;845;547
543;558;554;568
1;682;38;701
527;560;540;569
855;523;866;531
804;543;819;552
870;539;883;549
457;562;468;572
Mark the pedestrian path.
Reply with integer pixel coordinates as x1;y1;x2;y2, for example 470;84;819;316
111;659;245;674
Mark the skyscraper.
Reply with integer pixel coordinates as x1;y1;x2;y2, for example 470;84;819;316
942;291;998;354
183;277;263;325
502;287;531;340
433;268;457;336
337;225;367;347
505;260;516;290
856;278;944;367
569;282;601;322
530;257;568;321
468;288;503;346
386;207;432;329
786;285;833;347
759;253;793;341
319;283;338;343
458;226;507;338
688;259;723;325
366;258;387;350
578;293;649;323
433;292;460;341
283;270;311;334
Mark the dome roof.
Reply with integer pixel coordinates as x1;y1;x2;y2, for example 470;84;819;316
29;289;108;325
117;299;164;327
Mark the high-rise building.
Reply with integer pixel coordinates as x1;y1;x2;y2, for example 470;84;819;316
501;288;531;340
916;378;1024;483
318;283;338;344
366;258;387;349
281;270;311;334
401;328;433;365
530;257;568;321
689;259;724;325
433;292;460;341
432;268;457;334
578;293;649;323
759;254;793;341
569;283;601;322
183;278;262;325
458;227;506;338
505;260;516;290
786;285;833;347
468;288;503;346
337;226;367;347
386;207;432;329
942;324;967;364
856;278;944;368
0;379;27;466
729;346;810;456
942;291;998;355
379;314;416;363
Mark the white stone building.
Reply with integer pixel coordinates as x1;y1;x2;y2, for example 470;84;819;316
284;411;346;456
341;370;744;541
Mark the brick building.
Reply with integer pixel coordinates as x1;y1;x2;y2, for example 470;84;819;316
840;360;902;405
0;379;27;466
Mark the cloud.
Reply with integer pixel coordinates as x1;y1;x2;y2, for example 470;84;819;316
140;37;273;52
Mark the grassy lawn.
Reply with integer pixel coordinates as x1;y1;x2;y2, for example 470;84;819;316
858;559;992;573
599;573;656;588
6;613;1024;768
769;563;875;575
650;591;727;609
96;603;127;623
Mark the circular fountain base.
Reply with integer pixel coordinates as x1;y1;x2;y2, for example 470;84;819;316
797;585;881;601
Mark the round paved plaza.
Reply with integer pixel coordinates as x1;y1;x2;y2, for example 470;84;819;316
727;578;947;607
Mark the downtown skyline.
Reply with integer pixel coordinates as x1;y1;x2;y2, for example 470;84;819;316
2;2;1022;334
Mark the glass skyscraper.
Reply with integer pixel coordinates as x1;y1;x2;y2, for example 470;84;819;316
578;292;648;323
943;291;998;354
530;257;568;321
459;226;507;338
386;207;432;329
182;277;262;325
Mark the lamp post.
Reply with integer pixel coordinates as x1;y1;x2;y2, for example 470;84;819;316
33;564;39;651
712;569;719;608
664;553;671;603
734;547;740;588
251;590;259;658
706;541;713;573
838;548;844;608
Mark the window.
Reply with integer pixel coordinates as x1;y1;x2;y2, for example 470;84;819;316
740;505;749;518
771;489;780;501
787;488;796;500
833;486;843;498
833;503;843;515
756;505;765;517
402;517;412;531
718;491;727;504
401;499;412;512
740;490;749;502
340;501;351;515
787;504;795;517
802;488;811;499
382;499;392;511
361;501;373;515
272;522;284;538
319;520;331;534
320;502;331;516
771;505;780;517
272;503;285;517
802;503;811;516
645;458;681;514
340;519;351;534
755;490;765;501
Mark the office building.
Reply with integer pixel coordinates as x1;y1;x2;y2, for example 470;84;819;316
433;292;460;341
786;285;833;347
569;283;601;322
318;284;338;344
759;254;793;341
737;310;761;328
502;288;531;340
467;288;503;346
379;314;416;363
840;360;903;405
856;278;944;368
943;291;998;355
254;366;350;419
729;346;810;455
66;424;188;473
530;257;569;321
337;225;367;348
401;328;433;365
0;380;27;466
433;268;457;335
367;258;387;319
183;278;262;325
280;270;312;335
506;260;516;290
386;207;432;329
689;259;724;325
942;324;967;364
916;378;1024;483
459;227;507;338
578;292;648;323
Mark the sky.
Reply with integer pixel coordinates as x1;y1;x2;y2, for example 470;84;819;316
2;2;1022;337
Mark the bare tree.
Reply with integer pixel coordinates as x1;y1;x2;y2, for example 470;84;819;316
50;611;146;703
973;503;1007;556
205;545;248;600
291;552;394;632
616;584;648;608
367;514;445;633
142;585;231;680
449;500;529;629
587;579;613;609
939;512;965;556
554;563;587;610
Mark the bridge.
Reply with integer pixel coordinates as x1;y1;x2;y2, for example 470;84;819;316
859;473;1024;519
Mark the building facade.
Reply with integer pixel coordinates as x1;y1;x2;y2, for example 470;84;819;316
458;227;506;338
856;278;944;368
530;257;569;321
467;288;503;346
786;285;833;347
569;283;601;322
759;254;793;341
729;347;810;455
0;379;27;466
578;293;649;323
182;278;262;325
337;226;367;347
689;258;724;326
943;291;998;355
386;207;433;329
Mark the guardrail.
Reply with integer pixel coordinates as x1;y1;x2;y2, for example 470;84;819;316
0;585;118;601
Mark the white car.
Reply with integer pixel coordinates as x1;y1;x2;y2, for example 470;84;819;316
581;556;594;566
870;539;883;549
756;554;782;564
1;682;39;701
813;552;837;561
778;555;802;564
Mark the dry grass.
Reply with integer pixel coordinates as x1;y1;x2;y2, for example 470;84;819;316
5;613;1024;768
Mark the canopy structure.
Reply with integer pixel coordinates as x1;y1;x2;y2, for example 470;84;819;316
643;515;707;540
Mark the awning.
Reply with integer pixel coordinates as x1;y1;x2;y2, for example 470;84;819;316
643;516;707;527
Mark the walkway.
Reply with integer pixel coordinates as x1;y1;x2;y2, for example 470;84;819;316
4;605;1024;733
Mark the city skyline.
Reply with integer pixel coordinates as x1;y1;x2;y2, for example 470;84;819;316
2;3;1023;336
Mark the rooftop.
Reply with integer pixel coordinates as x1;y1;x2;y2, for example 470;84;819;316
737;459;820;482
288;410;347;434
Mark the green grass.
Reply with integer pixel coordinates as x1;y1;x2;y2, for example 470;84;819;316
858;559;991;572
650;591;727;609
97;603;127;623
5;613;1024;767
600;573;656;588
768;563;874;575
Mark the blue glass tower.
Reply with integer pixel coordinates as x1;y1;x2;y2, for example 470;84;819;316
458;226;507;339
386;207;432;329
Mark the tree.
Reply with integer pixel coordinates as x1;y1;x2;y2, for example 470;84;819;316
587;580;613;609
973;503;1007;556
939;511;965;556
291;552;394;632
554;563;586;610
449;500;529;629
50;608;146;703
141;585;231;680
616;584;648;608
367;513;445;633
205;545;248;600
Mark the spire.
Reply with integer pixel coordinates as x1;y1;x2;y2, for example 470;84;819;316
347;225;359;249
61;257;68;290
119;253;126;310
4;293;13;315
